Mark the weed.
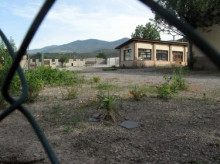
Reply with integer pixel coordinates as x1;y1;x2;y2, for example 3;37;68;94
129;85;146;101
63;125;72;133
157;75;173;100
70;114;82;126
98;93;120;122
104;120;114;126
157;68;188;100
172;67;188;91
93;76;100;83
97;82;115;91
64;85;79;100
52;104;62;117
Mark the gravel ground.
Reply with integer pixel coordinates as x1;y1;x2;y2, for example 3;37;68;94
0;67;219;164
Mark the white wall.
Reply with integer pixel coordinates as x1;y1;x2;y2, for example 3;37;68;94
107;57;119;66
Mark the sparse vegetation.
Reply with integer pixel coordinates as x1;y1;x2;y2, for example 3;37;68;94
157;75;173;100
98;93;120;122
129;85;146;101
102;66;118;71
1;66;219;163
157;67;188;100
93;76;100;83
63;85;80;100
96;82;116;91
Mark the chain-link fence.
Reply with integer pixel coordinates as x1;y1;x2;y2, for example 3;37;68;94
0;0;219;163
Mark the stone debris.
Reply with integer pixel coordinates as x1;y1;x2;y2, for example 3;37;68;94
89;113;103;122
119;121;142;129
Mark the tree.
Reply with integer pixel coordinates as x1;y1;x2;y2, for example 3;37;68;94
131;22;161;40
0;37;16;67
60;56;69;67
96;52;107;59
153;0;220;69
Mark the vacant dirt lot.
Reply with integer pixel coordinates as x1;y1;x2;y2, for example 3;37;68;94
0;67;220;164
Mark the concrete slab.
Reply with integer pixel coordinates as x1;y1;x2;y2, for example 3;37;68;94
119;121;141;129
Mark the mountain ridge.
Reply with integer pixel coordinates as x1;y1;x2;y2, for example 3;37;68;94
29;38;129;54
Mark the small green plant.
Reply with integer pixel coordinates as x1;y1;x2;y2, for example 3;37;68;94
64;85;79;100
93;76;100;83
98;93;120;122
172;67;188;91
70;114;82;126
63;125;72;133
52;104;61;113
97;82;115;91
157;68;188;100
129;85;146;101
157;75;173;100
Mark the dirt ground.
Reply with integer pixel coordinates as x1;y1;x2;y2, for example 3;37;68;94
0;67;220;164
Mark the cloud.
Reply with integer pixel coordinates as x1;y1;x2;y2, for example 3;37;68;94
10;1;43;19
3;0;156;49
29;0;154;49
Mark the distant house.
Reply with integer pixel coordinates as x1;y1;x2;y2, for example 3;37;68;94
115;38;188;68
193;24;220;69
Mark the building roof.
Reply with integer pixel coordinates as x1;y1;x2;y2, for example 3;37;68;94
115;38;188;49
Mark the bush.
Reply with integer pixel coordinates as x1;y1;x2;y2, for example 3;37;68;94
64;85;79;100
97;82;115;91
93;76;100;83
98;93;120;122
25;72;43;102
175;68;188;90
129;85;146;101
157;68;188;100
157;75;173;100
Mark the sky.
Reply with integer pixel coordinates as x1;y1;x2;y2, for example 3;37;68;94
0;0;181;50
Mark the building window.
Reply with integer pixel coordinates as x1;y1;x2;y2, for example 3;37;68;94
173;51;183;62
124;49;133;61
138;49;151;60
32;59;36;62
156;50;168;61
52;58;55;62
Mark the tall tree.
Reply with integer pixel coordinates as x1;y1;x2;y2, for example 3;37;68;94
154;0;220;69
60;56;69;67
131;22;161;40
96;52;107;59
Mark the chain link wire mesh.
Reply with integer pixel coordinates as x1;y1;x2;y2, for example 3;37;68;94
0;0;59;163
0;0;219;164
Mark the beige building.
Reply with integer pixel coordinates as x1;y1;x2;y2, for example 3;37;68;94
115;38;188;67
193;24;220;69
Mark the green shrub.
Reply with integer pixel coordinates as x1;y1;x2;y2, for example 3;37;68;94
157;75;173;100
93;76;100;83
171;67;188;91
25;72;43;102
129;85;146;101
98;93;120;122
65;85;79;100
157;68;188;100
97;82;115;91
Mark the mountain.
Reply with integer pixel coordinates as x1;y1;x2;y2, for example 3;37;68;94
29;38;129;54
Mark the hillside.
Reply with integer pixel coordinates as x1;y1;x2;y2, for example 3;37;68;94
29;38;129;54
